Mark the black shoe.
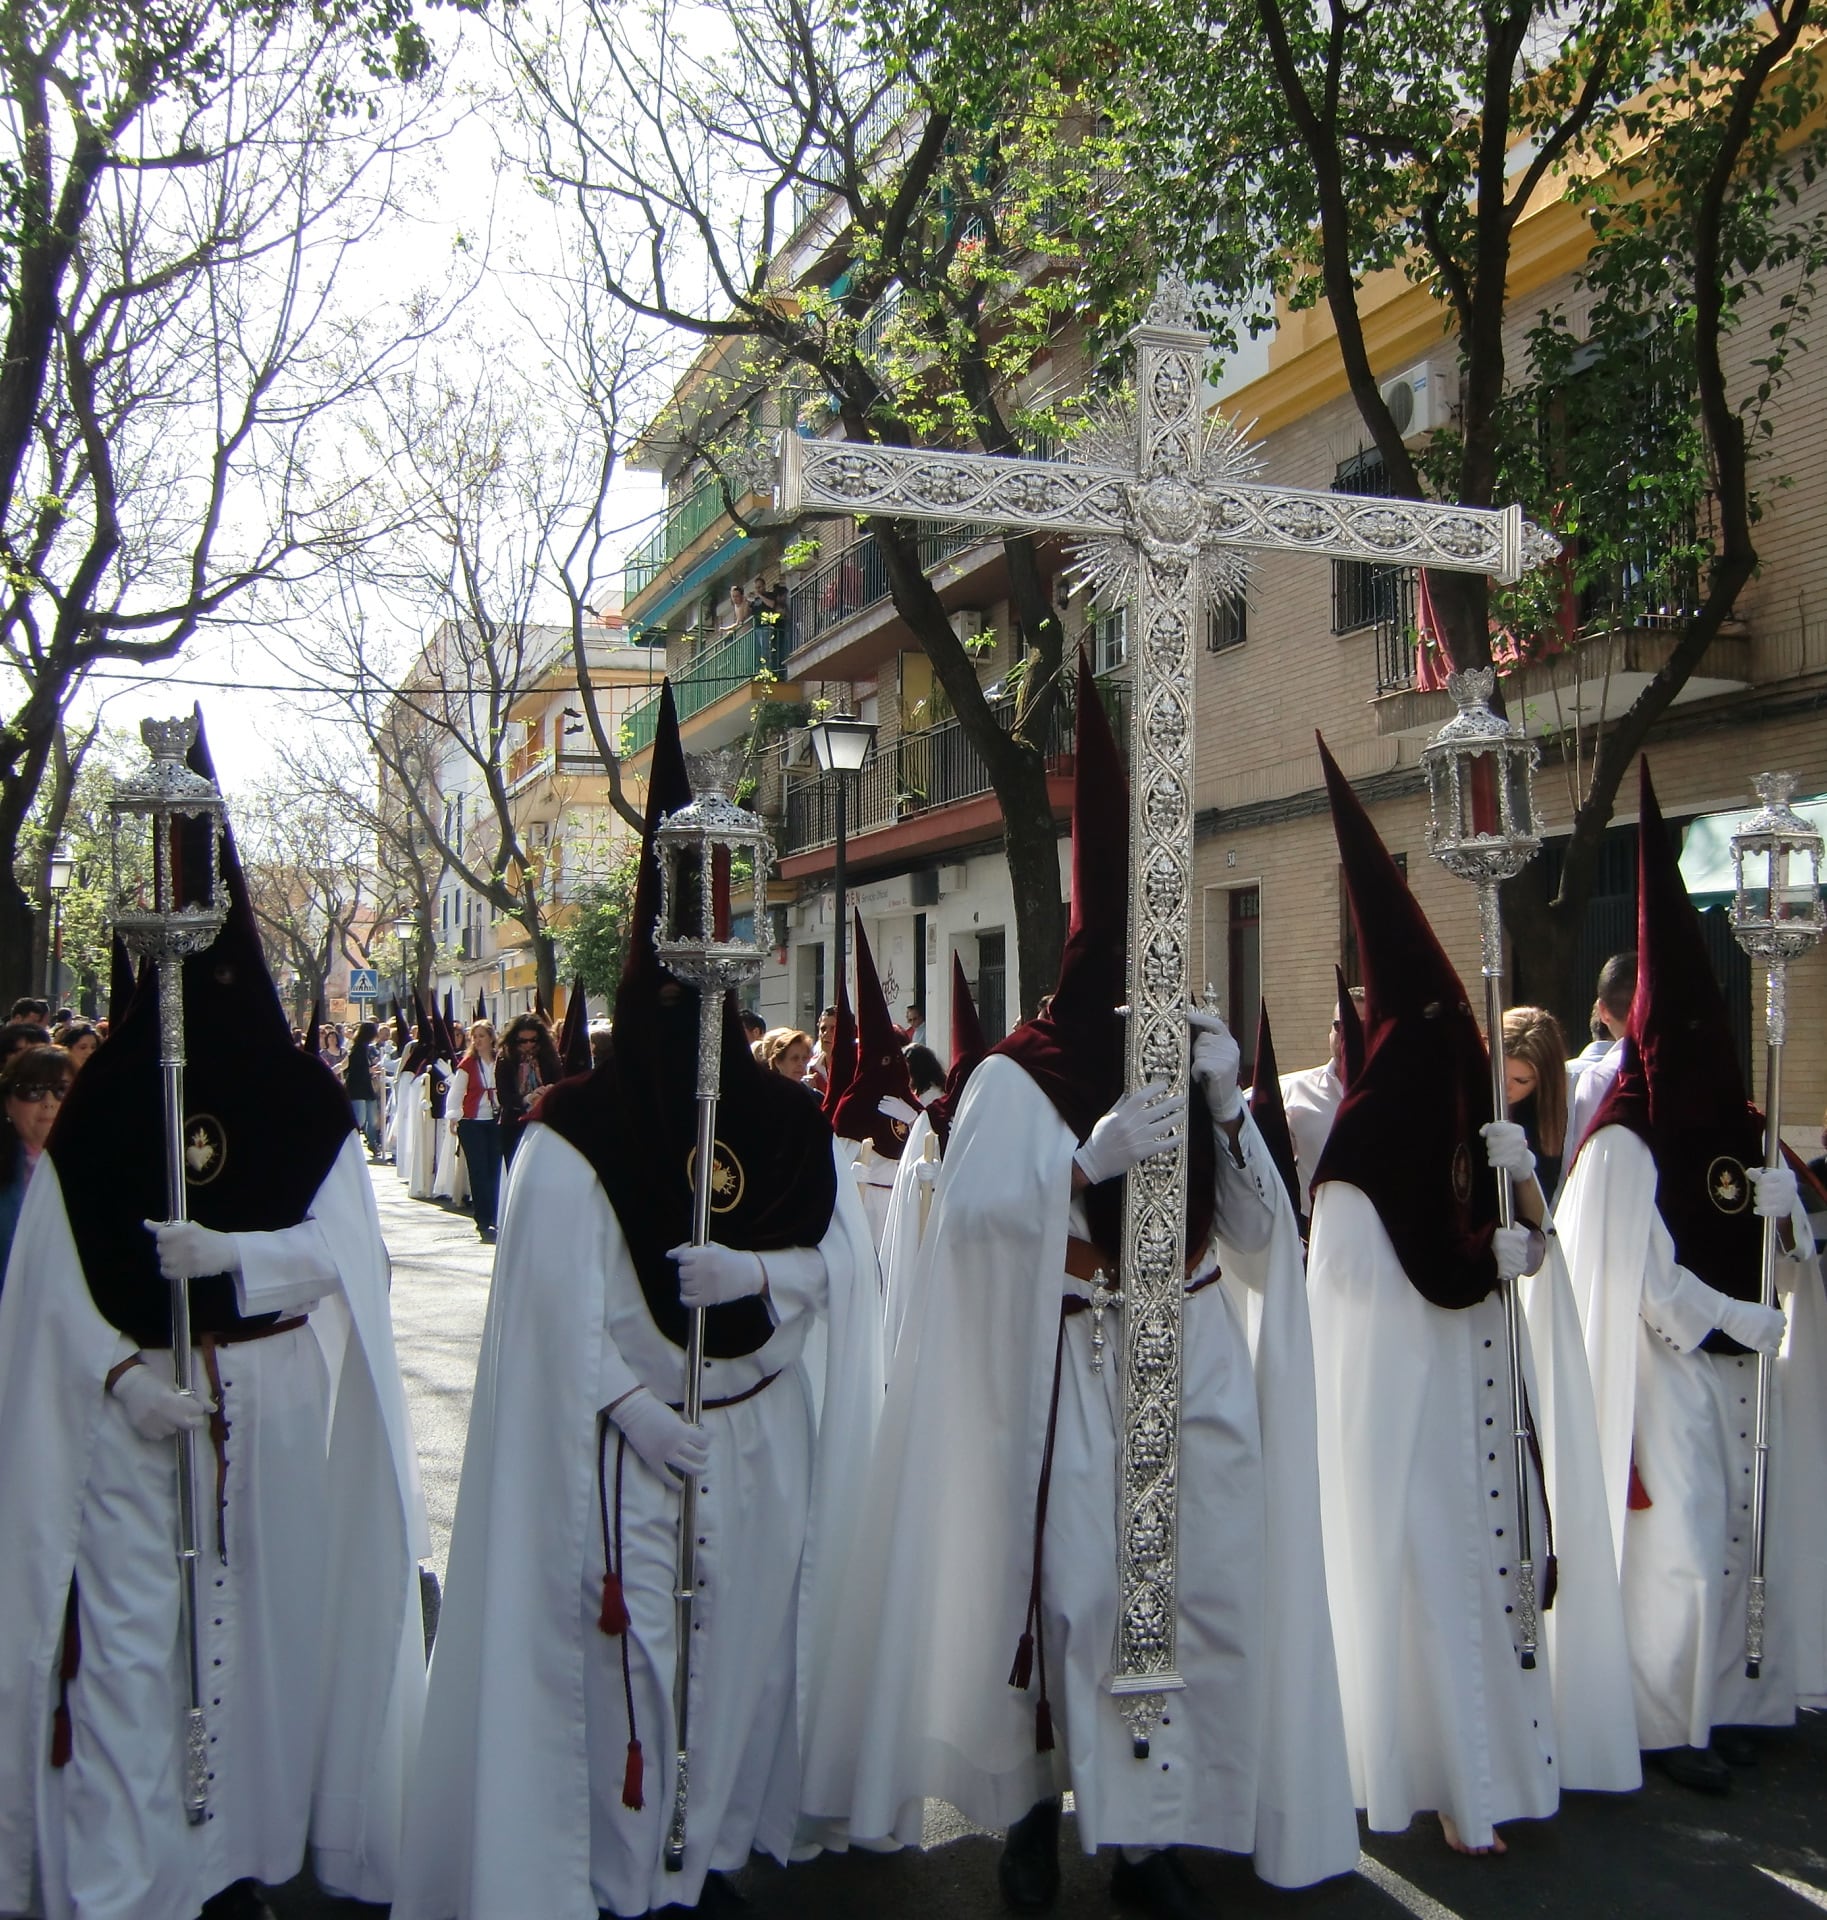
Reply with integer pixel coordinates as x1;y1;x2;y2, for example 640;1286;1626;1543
1651;1745;1733;1796
998;1795;1062;1911
198;1882;277;1920
1110;1850;1215;1920
1713;1726;1761;1767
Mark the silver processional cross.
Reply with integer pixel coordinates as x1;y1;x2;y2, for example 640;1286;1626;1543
775;275;1559;1752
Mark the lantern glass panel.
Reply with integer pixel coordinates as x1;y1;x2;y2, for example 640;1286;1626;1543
1463;746;1502;838
1502;748;1533;838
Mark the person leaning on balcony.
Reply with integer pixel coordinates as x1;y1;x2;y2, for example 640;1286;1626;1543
449;1021;502;1244
720;581;749;632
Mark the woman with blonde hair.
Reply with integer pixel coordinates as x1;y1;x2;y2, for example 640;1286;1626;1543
755;1025;813;1084
448;1019;501;1241
1502;1004;1569;1198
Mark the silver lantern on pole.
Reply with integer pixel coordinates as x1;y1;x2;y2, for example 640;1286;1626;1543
650;748;773;1872
107;714;231;1824
1421;666;1545;1669
1728;771;1825;1678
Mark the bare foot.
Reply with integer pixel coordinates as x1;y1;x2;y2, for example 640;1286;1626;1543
1439;1813;1508;1855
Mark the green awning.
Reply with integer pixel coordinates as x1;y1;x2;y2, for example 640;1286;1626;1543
1679;793;1827;906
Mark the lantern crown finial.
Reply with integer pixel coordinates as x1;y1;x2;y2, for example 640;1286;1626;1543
1753;769;1797;811
140;714;199;764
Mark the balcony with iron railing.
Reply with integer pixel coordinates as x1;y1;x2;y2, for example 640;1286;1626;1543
784;519;1003;668
772;679;1129;861
1364;514;1750;738
620;616;791;758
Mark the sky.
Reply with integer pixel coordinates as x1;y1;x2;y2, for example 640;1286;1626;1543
68;10;666;799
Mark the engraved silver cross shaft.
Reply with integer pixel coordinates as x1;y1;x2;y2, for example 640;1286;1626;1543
775;276;1557;1754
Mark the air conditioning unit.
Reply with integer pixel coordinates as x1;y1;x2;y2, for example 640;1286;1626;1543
939;864;969;895
911;869;940;907
1378;362;1456;442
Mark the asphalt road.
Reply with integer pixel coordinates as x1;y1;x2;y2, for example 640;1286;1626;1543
272;1166;1827;1920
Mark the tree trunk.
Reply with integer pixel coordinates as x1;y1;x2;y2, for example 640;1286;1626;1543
532;927;559;1011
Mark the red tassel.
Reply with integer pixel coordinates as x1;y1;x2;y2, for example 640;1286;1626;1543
598;1571;629;1637
50;1703;72;1769
621;1738;644;1811
1627;1459;1652;1511
1035;1698;1055;1754
1008;1631;1034;1691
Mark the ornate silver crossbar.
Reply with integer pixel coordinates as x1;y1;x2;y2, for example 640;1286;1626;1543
775;275;1557;1753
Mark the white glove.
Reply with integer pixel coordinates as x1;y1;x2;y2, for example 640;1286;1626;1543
607;1386;712;1481
668;1240;766;1308
877;1095;921;1127
143;1219;240;1281
1716;1295;1786;1354
1074;1084;1185;1187
111;1363;214;1443
1751;1166;1798;1221
1481;1121;1536;1182
914;1156;940;1188
1493;1225;1534;1282
1187;1007;1242;1122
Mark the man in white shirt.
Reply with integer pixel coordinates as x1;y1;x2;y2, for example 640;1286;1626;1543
1564;952;1637;1164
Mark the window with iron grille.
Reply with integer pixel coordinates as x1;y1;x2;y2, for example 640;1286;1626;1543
1331;448;1404;634
1206;588;1248;653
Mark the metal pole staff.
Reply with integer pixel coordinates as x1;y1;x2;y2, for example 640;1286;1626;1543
666;975;720;1870
1421;668;1544;1669
651;753;774;1874
1728;772;1825;1677
108;716;229;1825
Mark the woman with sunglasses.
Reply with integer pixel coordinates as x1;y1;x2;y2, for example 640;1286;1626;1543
497;1012;561;1167
0;1044;70;1295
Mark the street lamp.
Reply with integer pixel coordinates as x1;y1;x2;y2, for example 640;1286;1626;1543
806;712;876;1009
45;839;74;1001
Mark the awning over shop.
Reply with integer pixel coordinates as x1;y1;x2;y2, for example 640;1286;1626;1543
1679;792;1827;907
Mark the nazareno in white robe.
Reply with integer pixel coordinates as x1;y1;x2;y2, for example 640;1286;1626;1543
406;1069;441;1201
392;1068;419;1185
1306;1181;1641;1849
0;1132;429;1920
1557;1125;1827;1746
798;1054;1359;1888
394;1119;884;1920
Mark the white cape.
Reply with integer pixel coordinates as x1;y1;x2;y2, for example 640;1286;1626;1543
1306;1182;1640;1847
1557;1125;1827;1738
878;1109;936;1354
396;1121;883;1920
799;1055;1358;1888
0;1133;428;1917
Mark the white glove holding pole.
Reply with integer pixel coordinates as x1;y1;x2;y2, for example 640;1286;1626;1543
1716;1295;1787;1354
607;1385;712;1481
914;1157;940;1189
1074;1084;1185;1187
1750;1165;1798;1221
1492;1225;1535;1282
1187;1007;1243;1122
668;1240;766;1308
111;1362;214;1442
144;1219;240;1280
1480;1120;1537;1183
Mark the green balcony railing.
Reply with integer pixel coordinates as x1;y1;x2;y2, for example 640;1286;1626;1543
624;481;732;599
620;616;789;756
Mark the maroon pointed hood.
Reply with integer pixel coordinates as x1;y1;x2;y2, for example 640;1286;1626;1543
991;651;1128;1140
930;950;988;1149
1311;734;1500;1308
539;681;836;1360
991;653;1216;1266
1583;760;1766;1309
1248;1001;1304;1228
820;973;857;1119
1334;963;1364;1090
558;978;592;1075
832;913;919;1156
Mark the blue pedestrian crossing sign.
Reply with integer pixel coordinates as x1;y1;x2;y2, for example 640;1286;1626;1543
349;968;381;1000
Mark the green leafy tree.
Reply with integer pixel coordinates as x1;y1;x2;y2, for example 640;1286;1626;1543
502;0;1142;1013
560;851;643;1001
1109;0;1827;1015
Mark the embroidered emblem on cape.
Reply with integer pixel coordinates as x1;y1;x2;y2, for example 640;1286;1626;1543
889;1118;909;1143
1707;1155;1750;1214
184;1114;227;1187
686;1138;746;1214
1450;1139;1473;1205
